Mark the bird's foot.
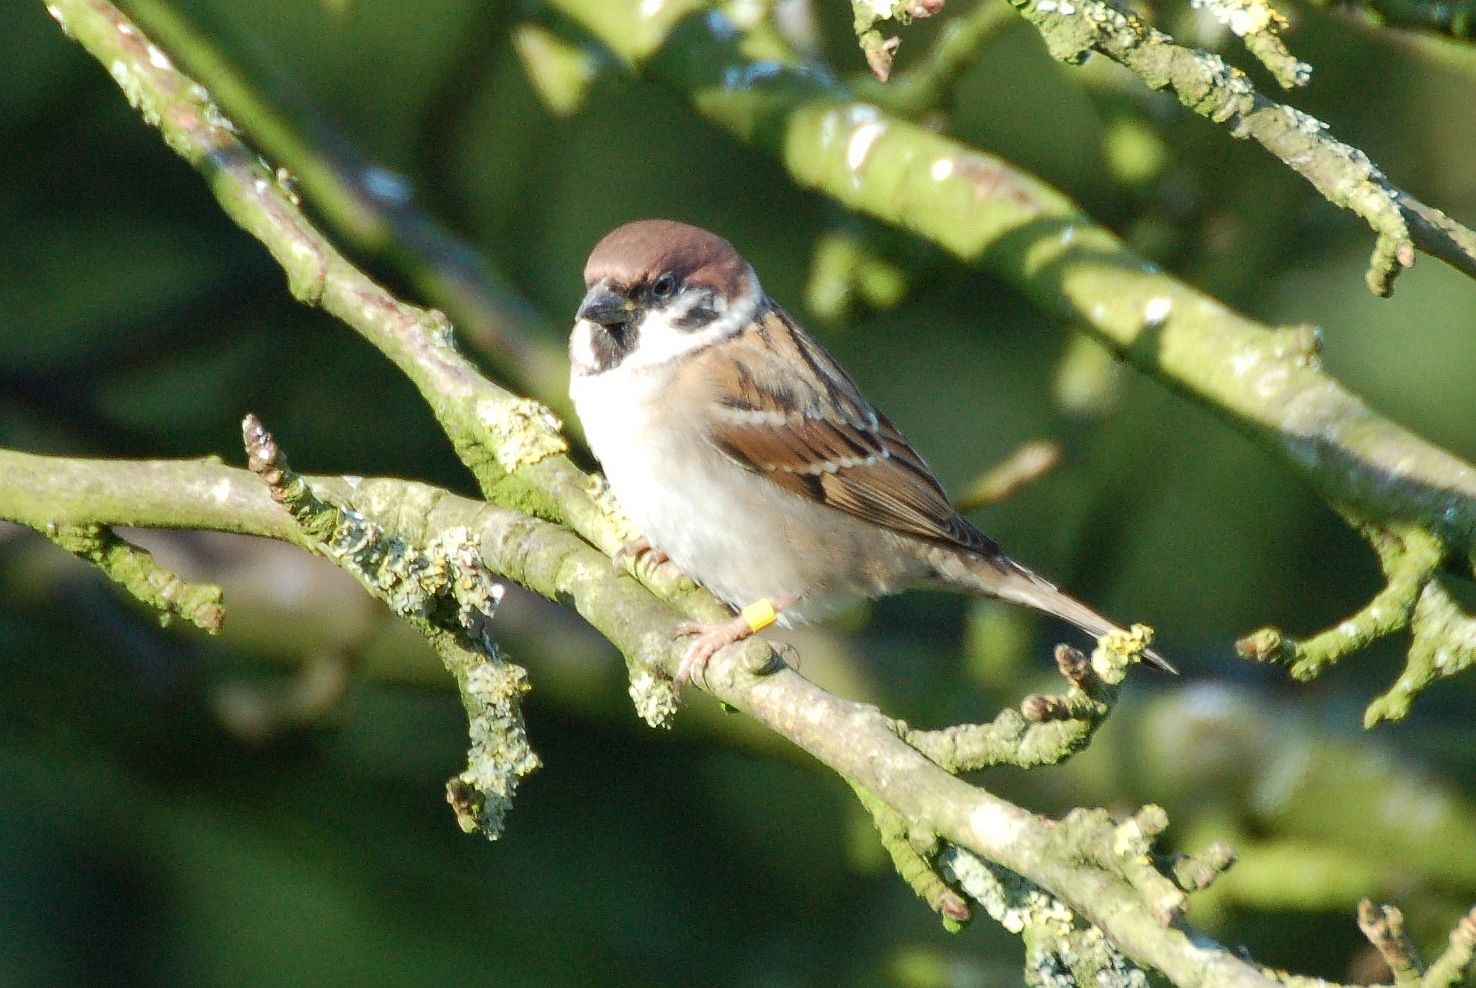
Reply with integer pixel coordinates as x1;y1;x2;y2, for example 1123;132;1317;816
611;536;671;574
674;614;755;686
673;597;794;686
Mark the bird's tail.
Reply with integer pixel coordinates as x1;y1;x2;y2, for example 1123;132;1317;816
949;552;1177;674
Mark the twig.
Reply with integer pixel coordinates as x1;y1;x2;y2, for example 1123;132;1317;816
850;0;947;81
1423;904;1476;988
900;642;1118;771
852;0;1020;115
850;781;973;928
547;0;1476;723
955;439;1061;512
44;0;727;631
1165;842;1237;893
1236;520;1444;679
1002;0;1475;296
114;0;574;419
42;521;224;632
242;414;537;838
1357;899;1424;988
0;447;1282;986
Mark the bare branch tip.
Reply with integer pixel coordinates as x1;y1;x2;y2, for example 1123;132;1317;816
1167;840;1238;893
1020;693;1068;722
1236;626;1295;664
1054;642;1091;684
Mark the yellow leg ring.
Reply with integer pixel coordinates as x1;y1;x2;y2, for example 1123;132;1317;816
741;599;778;634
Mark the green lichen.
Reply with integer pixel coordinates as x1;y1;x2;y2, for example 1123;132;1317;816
243;414;538;838
44;522;225;632
940;848;1149;987
475;397;569;473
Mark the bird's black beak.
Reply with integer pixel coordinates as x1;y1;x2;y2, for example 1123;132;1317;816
577;283;636;328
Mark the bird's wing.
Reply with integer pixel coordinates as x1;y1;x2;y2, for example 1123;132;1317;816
690;303;1179;674
695;303;1002;559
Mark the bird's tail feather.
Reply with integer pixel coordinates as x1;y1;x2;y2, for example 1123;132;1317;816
954;554;1177;675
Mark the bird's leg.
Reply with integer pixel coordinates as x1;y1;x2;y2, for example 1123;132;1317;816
674;596;798;686
611;535;670;573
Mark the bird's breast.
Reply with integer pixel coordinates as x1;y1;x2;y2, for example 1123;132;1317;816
571;365;924;620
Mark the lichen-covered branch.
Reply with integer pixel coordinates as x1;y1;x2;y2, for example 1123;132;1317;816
242;414;537;839
1000;0;1476;296
544;0;1476;722
1187;0;1310;87
1367;577;1476;726
853;635;1152;941
1235;518;1441;675
1357;899;1424;988
849;781;973;928
11;441;1474;987
114;0;574;419
900;640;1119;772
44;0;729;633
42;522;225;632
0;447;1282;986
1165;842;1237;894
940;847;1150;987
1236;516;1476;727
1423;905;1476;988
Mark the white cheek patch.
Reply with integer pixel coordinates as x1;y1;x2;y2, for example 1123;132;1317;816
569;320;599;376
613;269;763;375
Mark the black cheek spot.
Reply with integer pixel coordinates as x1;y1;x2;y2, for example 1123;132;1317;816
673;304;719;330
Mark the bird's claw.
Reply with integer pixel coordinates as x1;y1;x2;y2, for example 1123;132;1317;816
611;536;671;575
674;615;756;686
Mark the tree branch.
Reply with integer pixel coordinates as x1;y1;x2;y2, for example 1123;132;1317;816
0;446;1281;985
28;3;1476;980
1000;0;1476;295
901;641;1117;772
113;0;575;420
544;0;1476;722
850;0;1021;115
42;521;225;632
43;0;728;634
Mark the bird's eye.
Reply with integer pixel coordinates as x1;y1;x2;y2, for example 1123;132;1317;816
651;273;678;299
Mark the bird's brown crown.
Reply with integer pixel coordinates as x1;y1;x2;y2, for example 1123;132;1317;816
583;219;751;297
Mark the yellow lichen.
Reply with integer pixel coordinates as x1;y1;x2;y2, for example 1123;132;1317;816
476;398;568;472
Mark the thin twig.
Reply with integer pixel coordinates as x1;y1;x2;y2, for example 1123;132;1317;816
548;0;1476;722
0;447;1282;986
1002;0;1476;296
115;0;575;419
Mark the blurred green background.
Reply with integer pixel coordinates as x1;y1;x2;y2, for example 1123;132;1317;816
3;0;1476;984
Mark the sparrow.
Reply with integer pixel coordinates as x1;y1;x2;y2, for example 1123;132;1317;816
568;219;1174;684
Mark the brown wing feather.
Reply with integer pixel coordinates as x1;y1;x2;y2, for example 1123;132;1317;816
698;304;1003;559
692;304;1179;674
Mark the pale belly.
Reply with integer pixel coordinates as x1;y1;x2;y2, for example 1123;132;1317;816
572;367;923;624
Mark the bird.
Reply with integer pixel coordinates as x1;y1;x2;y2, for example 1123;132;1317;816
567;219;1174;685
